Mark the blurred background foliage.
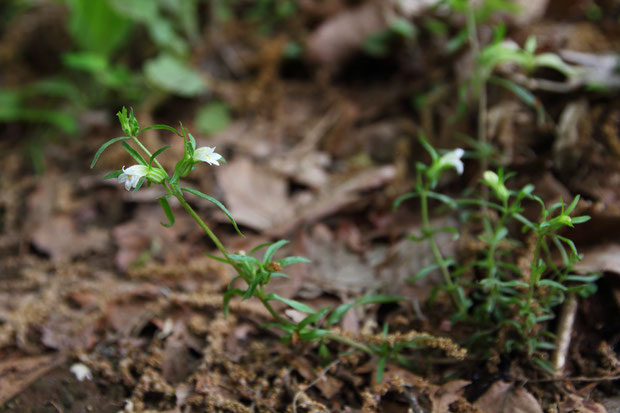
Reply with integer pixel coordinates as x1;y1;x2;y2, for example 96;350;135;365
1;0;298;171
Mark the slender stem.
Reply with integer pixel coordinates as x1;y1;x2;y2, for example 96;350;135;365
324;332;374;355
420;188;465;313
132;136;166;171
525;234;544;315
165;181;239;272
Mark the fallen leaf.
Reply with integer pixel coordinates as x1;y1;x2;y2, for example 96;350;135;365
31;215;109;262
430;380;471;413
558;394;607;413
0;354;66;405
217;158;294;231
41;313;99;350
474;381;543;413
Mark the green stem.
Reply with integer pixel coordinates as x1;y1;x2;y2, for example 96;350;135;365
324;331;375;355
165;181;238;273
525;234;544;315
420;188;465;313
132;136;166;171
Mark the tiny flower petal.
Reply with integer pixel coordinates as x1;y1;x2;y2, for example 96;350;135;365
439;148;465;175
193;146;222;166
70;363;92;381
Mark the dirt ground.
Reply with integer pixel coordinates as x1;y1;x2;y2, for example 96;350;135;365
1;1;620;412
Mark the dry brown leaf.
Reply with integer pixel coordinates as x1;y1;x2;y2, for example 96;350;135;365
558;394;607;413
576;244;620;275
31;215;109;262
474;381;542;413
217;158;294;231
41;313;99;350
430;380;471;413
0;354;66;405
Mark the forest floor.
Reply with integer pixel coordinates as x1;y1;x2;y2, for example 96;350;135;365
1;1;620;412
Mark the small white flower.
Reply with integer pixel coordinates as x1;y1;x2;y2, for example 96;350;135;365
70;363;92;381
439;148;465;175
193;146;222;166
118;165;148;191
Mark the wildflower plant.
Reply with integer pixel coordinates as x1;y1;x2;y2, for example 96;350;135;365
395;135;598;371
92;107;466;382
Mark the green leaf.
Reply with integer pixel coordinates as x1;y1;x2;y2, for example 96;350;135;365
243;276;262;300
144;54;207;97
223;288;244;317
204;253;229;264
139;124;182;136
249;242;273;256
103;170;123;180
407;263;441;283
393;192;417;210
277;256;311;267
298;307;331;329
121;141;147;165
262;240;289;265
157;196;175;227
181;187;244;237
266;293;315;314
375;355;387;383
91;136;129;168
148;145;171;167
228;254;262;267
327;294;404;326
196;101;231;135
538;279;568;291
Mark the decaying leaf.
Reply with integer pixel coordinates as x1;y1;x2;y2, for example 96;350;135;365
474;381;543;413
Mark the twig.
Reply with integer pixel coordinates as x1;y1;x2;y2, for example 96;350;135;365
552;293;578;376
292;360;340;413
530;374;620;383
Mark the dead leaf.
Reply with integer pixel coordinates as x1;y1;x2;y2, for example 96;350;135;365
474;381;543;413
0;354;66;405
558;394;607;413
31;215;109;262
162;320;202;384
217;158;294;231
576;243;620;275
430;380;471;413
41;313;99;350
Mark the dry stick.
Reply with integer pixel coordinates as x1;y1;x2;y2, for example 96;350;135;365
552;293;578;376
292;360;341;413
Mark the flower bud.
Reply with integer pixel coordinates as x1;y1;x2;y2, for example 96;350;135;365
147;167;167;184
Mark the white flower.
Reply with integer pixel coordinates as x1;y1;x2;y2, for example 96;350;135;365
118;165;148;191
193;146;222;166
70;363;92;381
439;148;465;175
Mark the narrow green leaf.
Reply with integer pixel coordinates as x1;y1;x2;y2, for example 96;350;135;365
121;141;147;165
298;307;331;329
266;293;315;314
138;124;181;136
263;240;289;265
91;136;129;168
157;196;175;227
103;170;123;180
242;277;261;300
375;355;387;383
204;253;229;264
249;242;273;256
223;288;244;317
149;145;172;167
181;187;244;237
393;192;417;210
278;256;311;267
